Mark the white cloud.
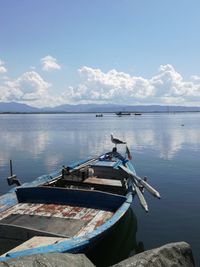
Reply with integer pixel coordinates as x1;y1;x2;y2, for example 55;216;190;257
61;66;155;103
0;64;200;107
1;71;51;102
151;64;200;98
60;64;200;106
41;55;61;71
0;59;7;74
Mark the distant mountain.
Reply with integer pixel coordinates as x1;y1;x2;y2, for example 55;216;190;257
44;104;200;113
0;102;200;113
42;103;122;112
0;102;39;112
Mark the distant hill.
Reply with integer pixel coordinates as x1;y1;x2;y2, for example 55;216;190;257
0;102;200;113
0;102;39;112
43;104;200;113
41;104;122;112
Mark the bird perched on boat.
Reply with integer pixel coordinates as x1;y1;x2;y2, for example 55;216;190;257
111;134;126;146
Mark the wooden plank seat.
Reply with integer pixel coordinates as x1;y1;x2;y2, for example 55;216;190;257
83;177;122;187
0;223;68;256
1;236;65;256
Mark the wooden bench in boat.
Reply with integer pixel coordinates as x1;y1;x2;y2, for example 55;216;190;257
0;221;68;256
54;171;125;193
82;177;125;194
83;177;122;187
1;236;65;256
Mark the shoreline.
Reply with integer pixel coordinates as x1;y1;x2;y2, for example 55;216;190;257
0;111;200;114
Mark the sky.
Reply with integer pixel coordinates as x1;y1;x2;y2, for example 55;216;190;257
0;0;200;107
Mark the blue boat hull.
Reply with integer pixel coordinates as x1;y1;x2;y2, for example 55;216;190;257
0;150;136;262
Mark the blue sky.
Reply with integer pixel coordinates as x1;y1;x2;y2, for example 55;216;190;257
0;0;200;107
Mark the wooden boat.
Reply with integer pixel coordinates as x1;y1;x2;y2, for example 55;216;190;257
0;145;160;262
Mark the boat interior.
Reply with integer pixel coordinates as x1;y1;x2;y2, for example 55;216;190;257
0;185;126;256
45;155;129;195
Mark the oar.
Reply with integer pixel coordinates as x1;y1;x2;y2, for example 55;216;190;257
119;165;161;199
136;176;161;199
72;157;98;171
132;180;148;212
71;151;114;171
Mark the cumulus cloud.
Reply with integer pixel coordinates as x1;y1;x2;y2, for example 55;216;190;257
0;64;200;107
60;64;200;106
61;67;155;104
0;59;7;74
41;55;61;71
1;71;51;103
151;64;200;99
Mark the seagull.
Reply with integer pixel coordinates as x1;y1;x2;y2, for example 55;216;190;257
111;134;126;146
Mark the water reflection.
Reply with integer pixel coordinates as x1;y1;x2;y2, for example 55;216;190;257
1;125;199;165
99;114;200;160
0;114;200;165
0;113;200;264
0;113;200;190
0;131;50;166
60;114;200;160
86;208;144;267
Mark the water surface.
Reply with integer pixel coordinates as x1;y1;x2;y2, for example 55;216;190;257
0;113;199;265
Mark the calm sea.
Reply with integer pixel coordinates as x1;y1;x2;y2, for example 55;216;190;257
0;113;199;265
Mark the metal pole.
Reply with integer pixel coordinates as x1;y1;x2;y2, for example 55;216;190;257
10;160;13;177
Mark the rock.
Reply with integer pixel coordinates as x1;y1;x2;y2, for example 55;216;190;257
112;242;195;267
0;242;195;267
0;253;95;267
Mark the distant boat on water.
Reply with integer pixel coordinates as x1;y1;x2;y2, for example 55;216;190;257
134;113;142;116
115;112;131;116
96;114;103;117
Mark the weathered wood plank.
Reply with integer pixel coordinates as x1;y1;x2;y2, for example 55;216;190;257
84;177;122;187
1;236;66;256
